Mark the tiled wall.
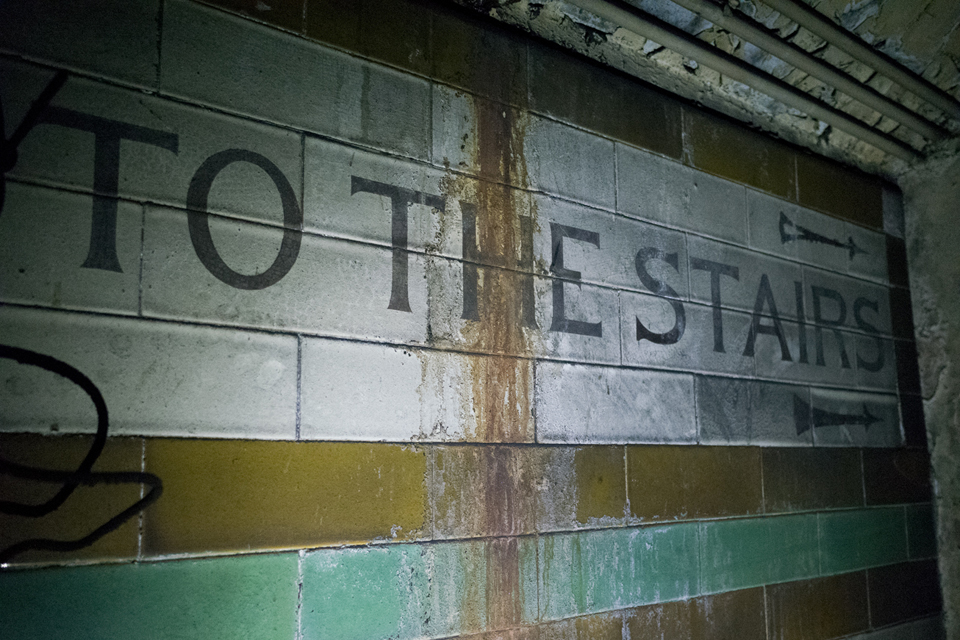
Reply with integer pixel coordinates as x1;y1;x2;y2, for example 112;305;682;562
0;0;941;638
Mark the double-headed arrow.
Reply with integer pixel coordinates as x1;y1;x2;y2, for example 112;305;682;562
779;212;866;260
793;393;881;435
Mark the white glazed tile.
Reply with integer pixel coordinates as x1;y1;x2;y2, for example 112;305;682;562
142;206;429;343
0;306;296;438
618;144;747;244
0;182;141;313
536;361;695;444
524;115;615;210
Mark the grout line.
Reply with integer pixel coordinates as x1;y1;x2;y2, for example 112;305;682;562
696;520;703;597
296;334;303;442
296;549;305;640
816;512;823;576
137;437;146;562
616;288;624;368
865;567;873;628
427;448;436;541
296;134;305;444
622;446;630;522
524;36;531;118
860;448;867;506
155;0;165;91
613;142;619;213
300;132;306;225
534;530;541;626
903;504;911;560
793;153;800;204
740;184;749;258
138;203;146;317
427;79;434;166
532;359;539;444
758;445;766;514
808;386;817;448
762;585;770;640
681;230;693;319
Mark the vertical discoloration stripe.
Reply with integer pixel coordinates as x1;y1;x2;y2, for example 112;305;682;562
487;537;523;629
434;94;538;443
435;91;539;631
431;446;537;539
465;98;536;444
471;95;530;627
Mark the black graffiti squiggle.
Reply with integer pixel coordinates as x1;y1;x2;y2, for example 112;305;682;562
0;69;163;563
0;69;68;216
0;345;162;564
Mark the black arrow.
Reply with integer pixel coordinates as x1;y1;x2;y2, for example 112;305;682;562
793;393;882;435
779;212;866;260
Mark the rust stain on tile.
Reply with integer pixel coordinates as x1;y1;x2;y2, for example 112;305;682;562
486;536;523;629
436;93;539;632
435;94;538;445
473;97;531;631
432;447;529;632
468;97;536;444
546;611;623;639
432;446;534;538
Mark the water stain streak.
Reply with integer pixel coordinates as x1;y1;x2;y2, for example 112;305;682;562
438;94;538;633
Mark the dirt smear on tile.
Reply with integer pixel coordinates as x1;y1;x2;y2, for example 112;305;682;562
441;96;538;444
437;95;538;633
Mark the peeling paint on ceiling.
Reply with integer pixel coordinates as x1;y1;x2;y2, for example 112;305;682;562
449;0;960;180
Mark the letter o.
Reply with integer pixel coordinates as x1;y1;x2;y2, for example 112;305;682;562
187;149;302;290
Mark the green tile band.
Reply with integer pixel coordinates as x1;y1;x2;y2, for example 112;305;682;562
301;509;915;635
0;507;926;640
302;539;539;640
819;507;908;574
700;513;819;594
538;523;699;620
0;553;299;640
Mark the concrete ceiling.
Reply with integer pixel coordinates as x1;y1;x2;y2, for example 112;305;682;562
456;0;960;179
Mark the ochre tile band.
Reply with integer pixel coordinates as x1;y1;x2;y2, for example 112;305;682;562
0;435;936;564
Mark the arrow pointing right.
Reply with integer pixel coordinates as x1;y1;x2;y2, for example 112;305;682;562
793;394;882;435
779;212;867;260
